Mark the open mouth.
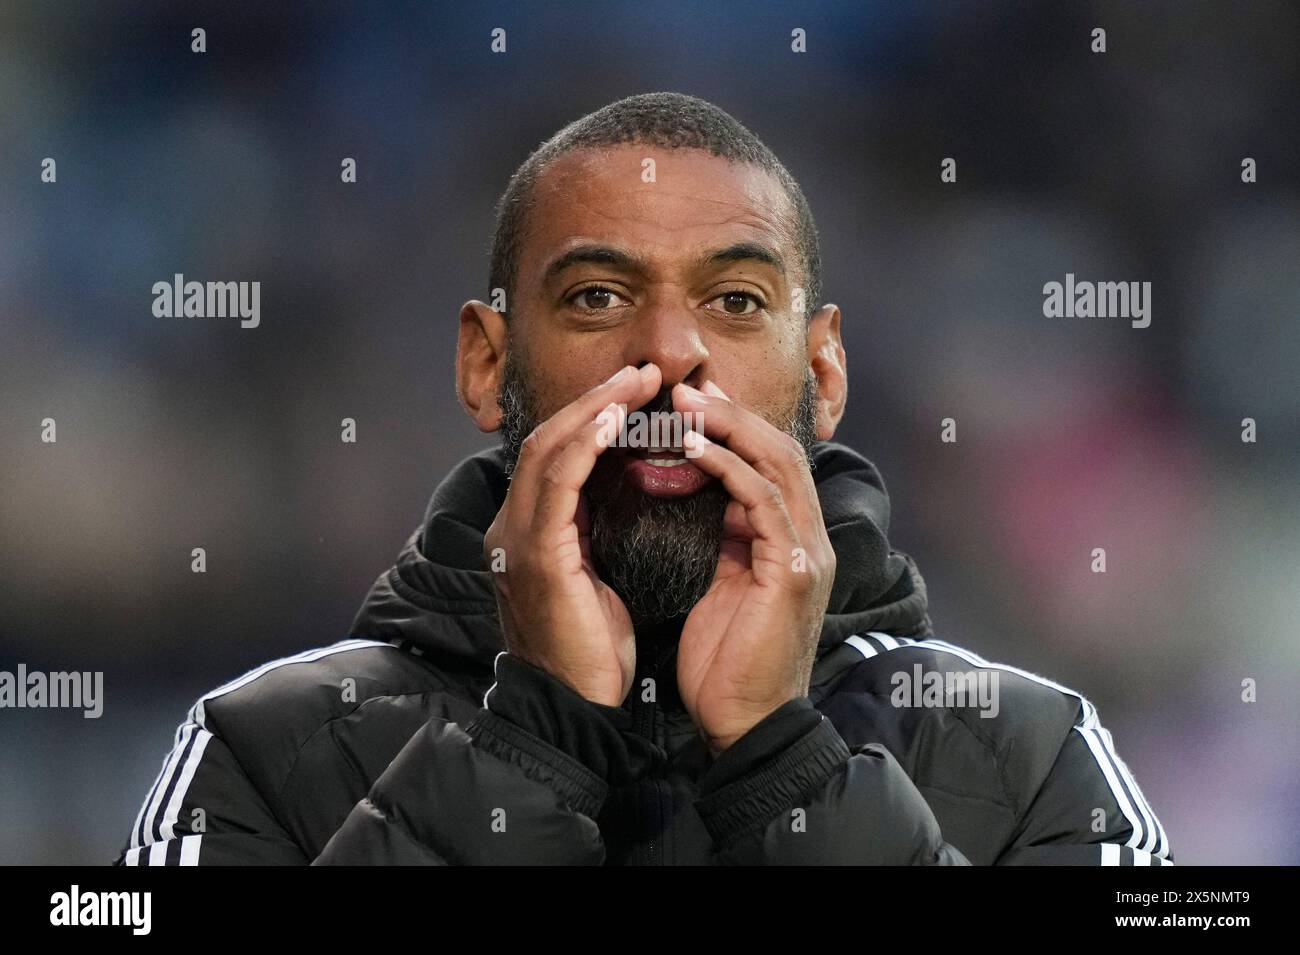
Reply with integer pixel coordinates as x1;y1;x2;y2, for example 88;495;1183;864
620;446;711;497
636;446;690;468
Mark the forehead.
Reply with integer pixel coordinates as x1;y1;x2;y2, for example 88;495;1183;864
520;144;796;282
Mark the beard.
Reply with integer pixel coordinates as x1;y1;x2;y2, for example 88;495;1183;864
498;352;819;628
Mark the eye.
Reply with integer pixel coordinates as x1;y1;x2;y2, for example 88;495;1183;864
704;290;764;315
569;286;631;311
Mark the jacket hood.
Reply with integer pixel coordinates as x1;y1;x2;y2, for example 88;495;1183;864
349;442;932;671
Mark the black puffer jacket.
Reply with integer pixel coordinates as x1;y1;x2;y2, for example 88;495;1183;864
116;442;1171;865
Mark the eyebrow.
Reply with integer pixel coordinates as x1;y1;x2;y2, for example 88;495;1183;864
704;241;786;275
543;245;646;284
543;240;786;284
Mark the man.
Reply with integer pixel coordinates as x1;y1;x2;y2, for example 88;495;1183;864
117;92;1171;866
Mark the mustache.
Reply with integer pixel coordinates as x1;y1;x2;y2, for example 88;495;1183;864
637;387;676;418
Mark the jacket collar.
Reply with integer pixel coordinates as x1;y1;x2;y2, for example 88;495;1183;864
349;441;932;671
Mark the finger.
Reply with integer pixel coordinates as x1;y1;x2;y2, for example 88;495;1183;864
530;401;627;540
509;363;660;511
674;382;821;533
682;429;799;553
714;499;755;576
720;496;756;542
531;363;660;457
574;492;592;561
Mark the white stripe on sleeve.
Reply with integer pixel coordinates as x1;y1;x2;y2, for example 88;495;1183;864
844;635;878;659
840;633;1172;861
129;639;391;855
179;834;203;866
160;728;212;841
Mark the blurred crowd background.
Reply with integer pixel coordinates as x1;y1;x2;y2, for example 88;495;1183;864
2;0;1297;864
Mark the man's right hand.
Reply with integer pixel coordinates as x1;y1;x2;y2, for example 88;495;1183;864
484;362;662;706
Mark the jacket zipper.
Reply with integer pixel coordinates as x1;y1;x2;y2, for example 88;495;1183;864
632;654;661;866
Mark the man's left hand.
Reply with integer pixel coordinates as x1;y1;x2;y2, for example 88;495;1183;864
672;381;835;758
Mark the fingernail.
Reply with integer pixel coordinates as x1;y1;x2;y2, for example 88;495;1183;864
702;380;729;399
683;429;710;450
595;402;623;447
676;382;706;399
637;364;659;385
607;366;633;384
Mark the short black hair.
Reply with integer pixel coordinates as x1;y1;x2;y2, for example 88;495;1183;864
488;91;822;322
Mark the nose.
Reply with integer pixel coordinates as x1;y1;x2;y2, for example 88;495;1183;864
623;299;709;388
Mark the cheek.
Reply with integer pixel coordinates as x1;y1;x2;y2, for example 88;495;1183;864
714;340;808;421
527;349;627;419
723;376;807;431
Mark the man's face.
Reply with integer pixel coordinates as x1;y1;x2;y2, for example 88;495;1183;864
497;144;819;627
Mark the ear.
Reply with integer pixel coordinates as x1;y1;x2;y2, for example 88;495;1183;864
456;300;509;433
807;304;847;440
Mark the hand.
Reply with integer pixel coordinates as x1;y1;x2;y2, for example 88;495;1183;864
672;381;835;756
484;362;662;706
